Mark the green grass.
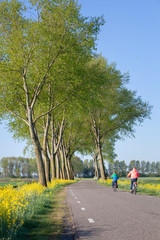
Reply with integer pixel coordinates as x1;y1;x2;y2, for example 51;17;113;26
0;181;27;188
16;186;67;240
0;179;37;188
97;177;160;196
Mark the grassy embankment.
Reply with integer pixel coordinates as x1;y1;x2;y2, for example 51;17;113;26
0;179;76;240
98;177;160;196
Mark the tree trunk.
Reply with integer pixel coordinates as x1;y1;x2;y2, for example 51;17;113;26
94;151;99;180
50;117;56;180
91;116;105;180
50;114;65;180
29;123;47;186
42;115;51;183
64;152;70;179
51;153;56;181
56;152;61;179
68;155;74;180
60;146;65;179
97;144;106;180
43;152;51;183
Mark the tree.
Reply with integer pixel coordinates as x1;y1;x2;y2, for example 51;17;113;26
0;158;10;178
119;160;127;177
80;56;151;180
113;160;120;175
145;161;151;175
0;157;38;178
156;162;160;176
108;163;114;175
140;161;146;176
0;0;104;185
151;162;156;176
128;160;136;171
71;156;84;177
83;159;95;178
135;160;141;172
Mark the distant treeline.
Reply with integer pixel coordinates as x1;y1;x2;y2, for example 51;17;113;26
1;156;160;179
72;156;160;178
0;157;38;178
108;160;160;177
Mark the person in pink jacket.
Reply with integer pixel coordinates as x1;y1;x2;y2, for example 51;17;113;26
127;167;140;192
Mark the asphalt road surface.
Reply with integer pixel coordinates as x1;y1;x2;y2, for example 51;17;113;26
66;180;160;240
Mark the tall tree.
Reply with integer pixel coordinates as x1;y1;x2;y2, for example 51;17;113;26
119;160;127;177
151;161;156;175
145;161;151;174
114;160;120;175
128;160;136;171
0;0;104;185
82;57;151;180
140;161;146;175
108;162;114;175
71;156;84;177
135;160;141;172
156;162;160;176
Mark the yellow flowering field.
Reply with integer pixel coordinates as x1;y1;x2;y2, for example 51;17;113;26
0;179;76;239
99;178;160;195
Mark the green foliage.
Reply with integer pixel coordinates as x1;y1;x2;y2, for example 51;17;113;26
0;0;104;166
0;0;152;182
0;157;38;178
71;156;84;175
71;156;95;177
108;160;160;177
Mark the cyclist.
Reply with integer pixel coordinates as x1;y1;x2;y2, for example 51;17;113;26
127;167;139;193
110;171;119;189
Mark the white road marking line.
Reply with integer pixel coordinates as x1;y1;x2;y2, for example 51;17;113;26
81;208;85;211
77;201;80;203
88;218;94;223
74;197;77;199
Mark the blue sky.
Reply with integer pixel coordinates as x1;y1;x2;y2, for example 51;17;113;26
0;0;160;164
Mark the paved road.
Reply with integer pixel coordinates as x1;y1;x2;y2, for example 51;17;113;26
66;180;160;240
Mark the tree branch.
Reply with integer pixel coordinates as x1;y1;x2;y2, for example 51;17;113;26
2;105;29;126
30;46;63;111
33;95;68;124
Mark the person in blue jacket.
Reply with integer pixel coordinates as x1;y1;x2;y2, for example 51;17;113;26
110;171;119;188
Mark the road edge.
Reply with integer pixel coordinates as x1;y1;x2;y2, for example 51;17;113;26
60;187;79;240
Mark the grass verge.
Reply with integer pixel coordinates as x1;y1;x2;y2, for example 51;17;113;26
16;186;68;240
97;178;160;196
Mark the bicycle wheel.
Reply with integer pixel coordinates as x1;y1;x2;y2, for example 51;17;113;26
113;183;117;192
132;183;137;195
134;185;137;195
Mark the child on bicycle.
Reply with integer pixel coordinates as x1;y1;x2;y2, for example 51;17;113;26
110;171;119;188
127;167;139;193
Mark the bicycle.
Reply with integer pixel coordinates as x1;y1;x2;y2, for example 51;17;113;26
113;182;117;192
132;181;137;195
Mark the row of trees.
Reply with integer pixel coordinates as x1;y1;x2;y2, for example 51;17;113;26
1;156;160;179
108;160;160;177
0;0;151;186
70;157;160;178
72;156;95;178
0;157;38;178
